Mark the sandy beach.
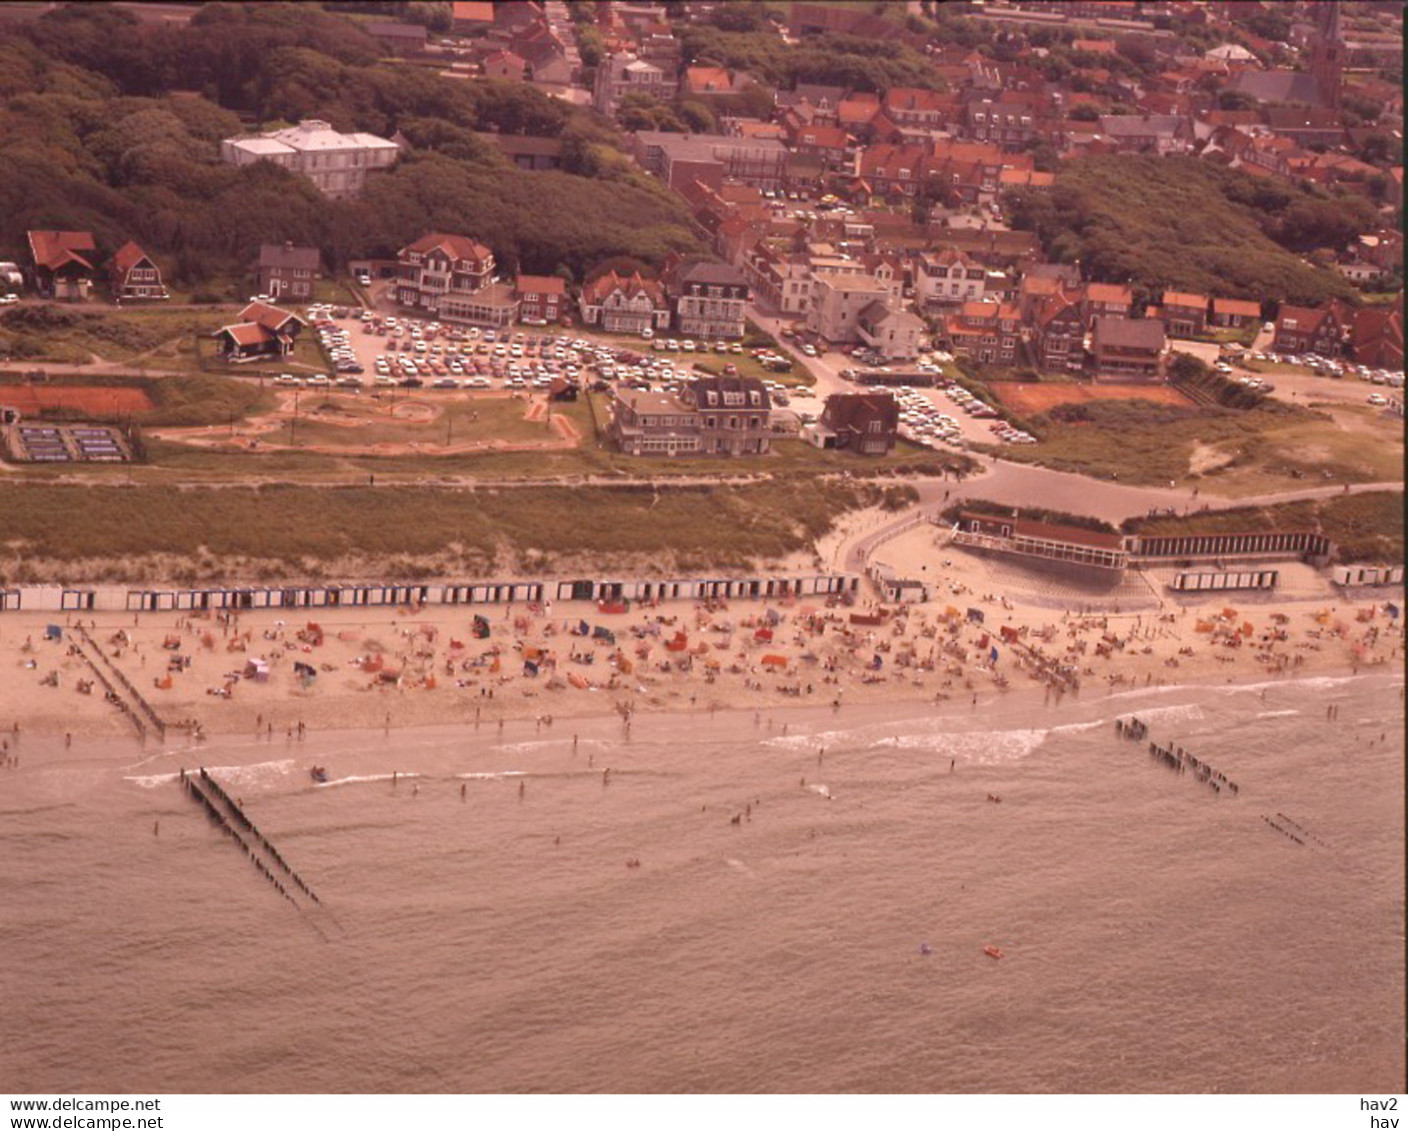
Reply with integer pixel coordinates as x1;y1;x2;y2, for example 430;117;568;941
2;512;1400;745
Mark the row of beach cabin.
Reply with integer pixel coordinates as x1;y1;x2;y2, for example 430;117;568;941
0;574;860;614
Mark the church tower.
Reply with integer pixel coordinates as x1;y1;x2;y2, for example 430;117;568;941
1308;0;1343;110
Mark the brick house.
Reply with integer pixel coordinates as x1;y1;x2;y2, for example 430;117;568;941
1090;316;1165;381
1350;300;1404;368
945;300;1020;365
396;232;517;326
1159;290;1209;337
109;241;168;301
27;230;97;301
1273;301;1352;356
1031;288;1085;372
255;242;320;303
213;301;306;361
579;270;671;335
514;275;567;324
812;392;899;454
1080;282;1133;325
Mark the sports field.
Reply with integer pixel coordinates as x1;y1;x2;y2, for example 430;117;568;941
989;381;1193;415
0;386;154;415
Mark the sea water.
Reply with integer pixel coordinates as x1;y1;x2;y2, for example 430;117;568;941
1;673;1402;1094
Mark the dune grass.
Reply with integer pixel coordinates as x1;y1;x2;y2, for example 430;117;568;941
0;478;896;580
1126;490;1403;564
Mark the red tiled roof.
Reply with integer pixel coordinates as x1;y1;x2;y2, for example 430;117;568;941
218;323;276;347
1162;291;1208;309
110;240;152;276
582;269;664;305
238;301;304;331
1212;297;1260;318
28;230;96;273
515;274;566;295
1085;282;1132;304
452;1;494;23
402;232;492;264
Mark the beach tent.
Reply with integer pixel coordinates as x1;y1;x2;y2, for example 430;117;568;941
761;654;788;669
592;626;615;644
45;624;62;641
294;661;317;688
244;657;270;682
473;615;491;639
966;607;984;624
523;659;540;677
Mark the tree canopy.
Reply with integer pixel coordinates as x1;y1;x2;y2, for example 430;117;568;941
1003;155;1368;307
0;3;701;284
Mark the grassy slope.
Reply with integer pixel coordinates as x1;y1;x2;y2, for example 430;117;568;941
1020;155;1359;306
0;479;904;582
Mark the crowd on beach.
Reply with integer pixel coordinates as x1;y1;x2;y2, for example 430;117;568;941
2;542;1402;744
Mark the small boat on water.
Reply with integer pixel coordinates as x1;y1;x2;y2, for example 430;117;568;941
982;945;1004;960
309;766;328;784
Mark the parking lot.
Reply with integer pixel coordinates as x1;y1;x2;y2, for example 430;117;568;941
269;304;824;417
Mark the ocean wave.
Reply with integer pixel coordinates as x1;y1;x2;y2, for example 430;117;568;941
317;771;425;788
191;759;298;787
123;772;185;789
493;737;612;756
1255;710;1301;719
881;727;1052;766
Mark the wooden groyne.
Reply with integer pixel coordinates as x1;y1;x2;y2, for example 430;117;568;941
1116;718;1241;797
75;625;166;739
67;634;147;740
180;767;321;910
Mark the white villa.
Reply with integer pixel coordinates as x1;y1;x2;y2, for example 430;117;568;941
220;120;399;199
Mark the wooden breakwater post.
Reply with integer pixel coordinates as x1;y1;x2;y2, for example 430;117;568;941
196;768;321;905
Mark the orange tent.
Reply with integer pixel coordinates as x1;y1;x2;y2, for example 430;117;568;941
761;654;788;668
568;672;589;689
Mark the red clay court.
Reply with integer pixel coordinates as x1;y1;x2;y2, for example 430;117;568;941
0;386;153;415
989;381;1193;415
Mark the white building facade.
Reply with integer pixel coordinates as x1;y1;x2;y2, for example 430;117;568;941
220;120;399;199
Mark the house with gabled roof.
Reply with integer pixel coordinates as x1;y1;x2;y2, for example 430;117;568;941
214;301;306;362
27;230;97;301
810;392;900;455
579;269;671;335
396;232;500;323
109;241;168;302
1350;299;1403;369
1080;282;1133;325
483;49;527;81
255;242;320;303
945;299;1020;365
1273;301;1352;357
1159;290;1209;337
915;247;989;310
856;300;924;360
1210;296;1262;328
1030;286;1085;373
